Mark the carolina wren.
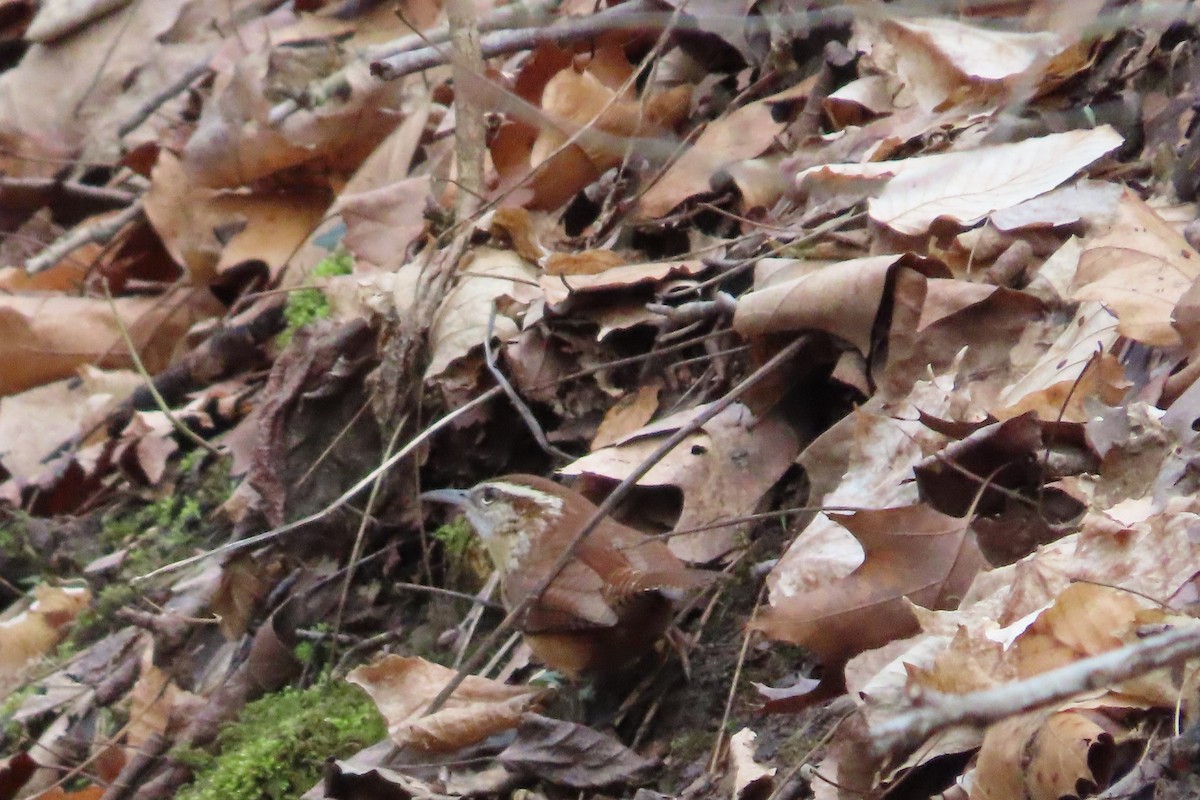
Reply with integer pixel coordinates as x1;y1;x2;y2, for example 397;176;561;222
421;474;717;678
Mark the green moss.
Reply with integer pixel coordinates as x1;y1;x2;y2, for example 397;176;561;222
0;683;35;744
0;510;41;590
99;456;234;573
432;518;491;597
668;728;711;764
65;457;234;649
432;519;475;560
176;680;386;800
277;249;354;348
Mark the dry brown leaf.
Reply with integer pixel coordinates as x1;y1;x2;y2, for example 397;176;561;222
970;708;1053;800
859;16;1076;111
0;2;223;167
126;645;203;747
1011;583;1147;677
543;249;626;276
562;402;798;562
488;207;550;264
905;626;1012;695
427;247;540;380
991;302;1123;421
591;383;660;450
0;287;223;397
539;259;704;306
498;714;658;789
110;411;180;485
1073;188;1200;347
971;704;1120;800
869;127;1123;234
331;176;431;271
824;75;894;129
210;553;275;641
729;728;776;800
639;96;788;218
532;66;688;174
0;585;90;696
767;373;965;603
753;504;986;664
0;369;140;481
145;151;330;284
733;255;922;353
1025;709;1117;800
989;180;1122;231
490;119;600;211
346;655;546;753
184;39;406;188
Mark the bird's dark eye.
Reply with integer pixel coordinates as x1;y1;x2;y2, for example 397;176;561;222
479;487;497;505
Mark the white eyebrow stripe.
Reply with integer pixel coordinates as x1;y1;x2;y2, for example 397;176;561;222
486;482;564;511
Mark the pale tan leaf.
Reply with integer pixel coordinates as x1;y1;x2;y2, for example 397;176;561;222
0;288;222;397
562;403;798;562
733;255;907;353
591;384;660;450
0;585;91;697
639;98;787;218
1072;188;1200;347
0;369;140;480
729;728;776;800
427;247;540;379
869;127;1123;234
346;655;545;753
861;16;1073;111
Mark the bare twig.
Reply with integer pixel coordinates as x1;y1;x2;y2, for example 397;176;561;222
370;2;876;81
268;0;559;124
330;415;408;652
870;622;1200;758
709;583;766;774
0;176;137;208
446;0;486;222
26;200;143;275
453;571;501;669
119;61;213;137
484;304;571;461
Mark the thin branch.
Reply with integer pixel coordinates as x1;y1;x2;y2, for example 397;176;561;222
119;61;213;137
0;176;137;208
369;2;882;81
26;201;143;275
870;622;1200;758
268;0;560;124
484;304;571;461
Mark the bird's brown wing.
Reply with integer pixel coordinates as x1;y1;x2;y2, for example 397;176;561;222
576;522;718;600
504;559;620;633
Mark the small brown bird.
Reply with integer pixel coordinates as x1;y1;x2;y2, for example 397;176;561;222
421;474;717;678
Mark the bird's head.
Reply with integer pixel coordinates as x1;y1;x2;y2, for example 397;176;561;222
420;475;569;574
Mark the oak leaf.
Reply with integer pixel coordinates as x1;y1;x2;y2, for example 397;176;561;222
753;504;986;664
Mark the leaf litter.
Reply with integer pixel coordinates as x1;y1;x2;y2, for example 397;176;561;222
3;2;1200;800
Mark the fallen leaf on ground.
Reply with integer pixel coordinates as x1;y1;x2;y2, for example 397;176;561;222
346;655;547;753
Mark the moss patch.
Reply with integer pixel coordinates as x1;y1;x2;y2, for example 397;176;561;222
278;249;354;348
0;510;41;594
65;456;235;649
175;680;386;800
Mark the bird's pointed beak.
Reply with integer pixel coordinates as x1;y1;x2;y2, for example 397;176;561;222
420;488;469;507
